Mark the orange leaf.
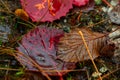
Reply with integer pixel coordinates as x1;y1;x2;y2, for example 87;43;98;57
15;9;29;21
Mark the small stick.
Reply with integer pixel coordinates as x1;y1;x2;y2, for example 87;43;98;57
78;31;102;80
77;11;82;21
101;68;120;79
87;19;108;28
102;0;113;7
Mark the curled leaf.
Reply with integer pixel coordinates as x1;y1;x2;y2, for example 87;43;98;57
15;9;29;21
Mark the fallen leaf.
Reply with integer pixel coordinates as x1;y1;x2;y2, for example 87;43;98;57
15;27;76;76
72;0;95;12
73;0;89;7
20;0;73;22
56;28;111;62
15;9;29;21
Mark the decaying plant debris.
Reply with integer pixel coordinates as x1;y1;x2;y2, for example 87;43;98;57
15;27;76;76
0;0;120;80
57;28;116;62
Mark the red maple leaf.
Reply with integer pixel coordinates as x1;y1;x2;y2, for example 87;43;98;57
20;0;73;22
73;0;89;7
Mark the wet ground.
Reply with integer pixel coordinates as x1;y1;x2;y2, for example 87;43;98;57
0;0;120;80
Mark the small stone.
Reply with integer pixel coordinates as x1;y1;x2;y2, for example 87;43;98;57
99;67;108;73
92;72;102;78
108;5;120;24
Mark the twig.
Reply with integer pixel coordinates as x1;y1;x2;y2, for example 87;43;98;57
78;31;102;80
0;67;20;71
100;68;120;80
87;19;108;28
5;60;10;80
110;26;120;33
41;69;86;72
77;11;82;21
102;0;113;8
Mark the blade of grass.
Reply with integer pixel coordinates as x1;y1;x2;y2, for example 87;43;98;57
0;0;11;12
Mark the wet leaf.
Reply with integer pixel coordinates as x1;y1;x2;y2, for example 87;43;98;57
73;0;89;7
57;28;110;62
15;27;76;76
20;0;73;22
72;0;95;12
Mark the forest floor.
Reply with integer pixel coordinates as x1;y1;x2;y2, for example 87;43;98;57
0;0;120;80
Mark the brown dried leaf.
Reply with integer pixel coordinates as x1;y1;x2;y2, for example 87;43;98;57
57;28;108;62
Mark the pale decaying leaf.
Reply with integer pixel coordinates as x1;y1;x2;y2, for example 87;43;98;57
108;5;120;24
57;28;108;62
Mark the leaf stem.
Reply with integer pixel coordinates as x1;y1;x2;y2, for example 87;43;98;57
78;31;102;80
